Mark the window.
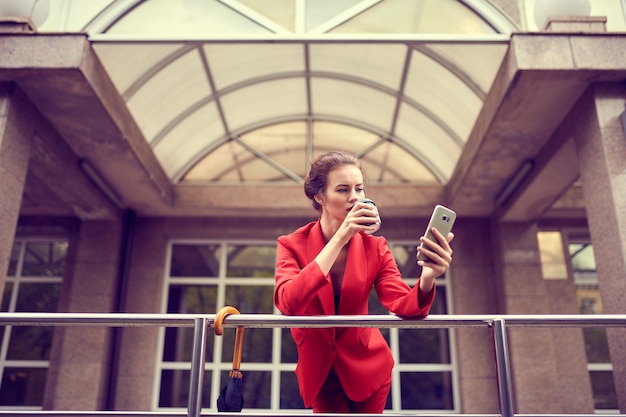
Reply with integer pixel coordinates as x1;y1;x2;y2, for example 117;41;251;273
385;243;455;411
157;240;456;412
0;240;66;408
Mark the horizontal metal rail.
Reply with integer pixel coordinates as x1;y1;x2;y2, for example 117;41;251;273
0;413;501;417
0;313;624;417
0;413;616;417
0;411;500;417
0;410;619;416
1;312;625;327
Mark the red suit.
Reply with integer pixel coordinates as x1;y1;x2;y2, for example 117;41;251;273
274;221;435;408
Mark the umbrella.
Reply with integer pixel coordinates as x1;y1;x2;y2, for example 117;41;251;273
214;306;245;412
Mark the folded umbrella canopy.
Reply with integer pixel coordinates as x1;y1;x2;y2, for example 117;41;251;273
214;306;245;412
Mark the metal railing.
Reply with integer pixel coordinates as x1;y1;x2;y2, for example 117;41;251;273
0;313;625;417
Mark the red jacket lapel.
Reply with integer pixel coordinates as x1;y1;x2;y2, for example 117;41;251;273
306;221;335;316
337;232;369;314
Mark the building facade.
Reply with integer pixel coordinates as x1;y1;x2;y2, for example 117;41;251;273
0;0;625;414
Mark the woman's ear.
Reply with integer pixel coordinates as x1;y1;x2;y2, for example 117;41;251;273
315;194;324;205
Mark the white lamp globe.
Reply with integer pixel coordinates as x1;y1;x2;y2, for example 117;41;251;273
0;0;50;28
534;0;591;29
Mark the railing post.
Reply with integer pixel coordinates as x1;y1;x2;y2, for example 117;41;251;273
187;317;209;417
492;318;514;417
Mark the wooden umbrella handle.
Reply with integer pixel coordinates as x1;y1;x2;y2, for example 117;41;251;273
214;306;244;372
232;326;244;372
214;306;240;335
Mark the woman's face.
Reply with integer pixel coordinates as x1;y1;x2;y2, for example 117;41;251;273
318;165;365;220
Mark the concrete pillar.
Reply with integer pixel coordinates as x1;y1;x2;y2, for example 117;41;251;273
544;275;595;412
573;82;626;411
0;83;34;286
449;218;499;413
491;221;594;413
43;220;124;410
114;218;167;410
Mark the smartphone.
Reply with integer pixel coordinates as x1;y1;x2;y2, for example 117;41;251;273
417;205;456;262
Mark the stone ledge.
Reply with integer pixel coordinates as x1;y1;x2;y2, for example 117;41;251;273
544;16;607;33
0;17;36;33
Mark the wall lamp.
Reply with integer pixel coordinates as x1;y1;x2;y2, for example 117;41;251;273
495;160;534;208
79;159;125;209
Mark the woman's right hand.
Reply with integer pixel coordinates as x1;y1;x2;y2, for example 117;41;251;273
317;200;380;275
340;200;380;238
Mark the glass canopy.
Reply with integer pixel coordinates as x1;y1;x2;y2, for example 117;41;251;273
44;0;514;185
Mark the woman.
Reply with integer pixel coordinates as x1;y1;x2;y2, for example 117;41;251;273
274;151;454;413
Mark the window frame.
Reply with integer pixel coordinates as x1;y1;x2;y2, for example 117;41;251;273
562;229;619;413
0;238;66;410
155;238;459;413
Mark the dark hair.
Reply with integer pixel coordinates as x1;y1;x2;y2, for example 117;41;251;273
304;151;364;212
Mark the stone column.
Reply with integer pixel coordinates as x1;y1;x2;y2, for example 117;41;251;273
43;219;124;410
544;272;595;412
0;83;34;286
572;82;626;411
449;218;499;413
114;218;167;410
491;221;593;413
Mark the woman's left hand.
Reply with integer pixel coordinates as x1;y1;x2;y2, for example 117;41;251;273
416;228;454;281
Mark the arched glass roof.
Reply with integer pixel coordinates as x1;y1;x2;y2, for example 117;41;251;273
44;0;514;185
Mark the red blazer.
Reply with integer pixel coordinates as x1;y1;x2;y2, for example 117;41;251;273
274;221;435;407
